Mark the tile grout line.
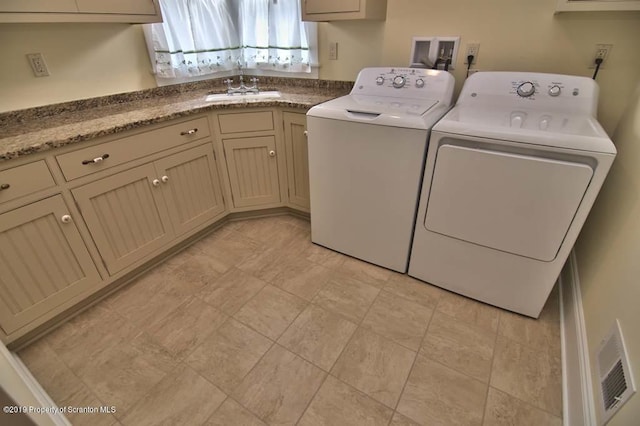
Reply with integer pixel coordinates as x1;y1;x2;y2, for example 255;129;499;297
481;310;503;426
389;297;437;425
489;332;564;419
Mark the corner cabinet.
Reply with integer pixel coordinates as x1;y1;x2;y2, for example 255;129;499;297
301;0;387;21
283;112;310;211
0;195;101;335
0;0;161;23
223;136;281;208
73;144;224;275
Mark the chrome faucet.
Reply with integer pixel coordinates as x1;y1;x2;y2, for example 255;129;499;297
224;62;259;95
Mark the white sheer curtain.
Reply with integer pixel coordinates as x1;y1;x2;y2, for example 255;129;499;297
145;0;312;79
239;0;311;72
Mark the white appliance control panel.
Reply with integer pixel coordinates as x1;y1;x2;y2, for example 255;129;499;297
461;72;599;116
351;67;455;101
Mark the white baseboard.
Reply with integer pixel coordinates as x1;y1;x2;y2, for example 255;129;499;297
560;250;598;426
0;341;70;426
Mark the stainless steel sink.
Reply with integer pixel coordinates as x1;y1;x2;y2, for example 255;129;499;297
205;91;281;102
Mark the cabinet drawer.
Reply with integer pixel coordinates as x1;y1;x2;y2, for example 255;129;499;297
0;160;55;204
56;117;210;181
218;111;274;134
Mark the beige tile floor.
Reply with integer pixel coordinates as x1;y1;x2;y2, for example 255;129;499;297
19;215;563;426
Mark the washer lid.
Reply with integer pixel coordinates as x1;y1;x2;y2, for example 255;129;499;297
433;105;616;154
307;94;442;129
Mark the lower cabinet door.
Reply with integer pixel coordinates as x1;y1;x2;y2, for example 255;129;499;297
0;195;101;335
223;136;281;208
283;112;310;211
73;163;174;275
155;144;226;236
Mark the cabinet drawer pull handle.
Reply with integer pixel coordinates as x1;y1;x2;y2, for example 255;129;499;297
161;175;169;183
0;183;9;190
82;154;110;165
61;214;72;223
180;128;198;136
269;150;276;157
152;179;161;187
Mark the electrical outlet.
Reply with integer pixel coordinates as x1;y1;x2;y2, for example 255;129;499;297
328;42;338;60
465;43;480;64
27;53;50;77
590;44;612;68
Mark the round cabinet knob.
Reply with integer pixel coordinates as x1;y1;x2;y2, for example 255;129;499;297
392;75;406;89
0;183;9;190
161;175;169;183
516;81;536;97
303;131;308;136
415;78;425;88
61;214;72;224
152;179;161;187
548;85;561;97
375;76;385;86
269;150;276;157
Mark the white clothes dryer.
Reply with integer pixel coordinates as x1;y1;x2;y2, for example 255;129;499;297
408;72;616;317
307;68;454;272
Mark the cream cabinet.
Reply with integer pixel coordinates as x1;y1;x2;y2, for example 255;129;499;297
0;0;161;23
283;112;310;212
555;0;640;11
222;136;281;208
73;144;225;275
302;0;387;21
0;195;101;336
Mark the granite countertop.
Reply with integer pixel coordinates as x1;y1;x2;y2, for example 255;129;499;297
0;76;353;162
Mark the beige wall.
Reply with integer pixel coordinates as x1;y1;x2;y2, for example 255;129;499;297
318;0;640;134
0;23;156;112
574;83;640;425
1;2;638;133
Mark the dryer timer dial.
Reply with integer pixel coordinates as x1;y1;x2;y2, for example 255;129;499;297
516;81;536;97
392;75;406;88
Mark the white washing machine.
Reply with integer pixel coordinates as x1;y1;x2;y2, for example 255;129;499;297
306;67;455;272
409;71;616;317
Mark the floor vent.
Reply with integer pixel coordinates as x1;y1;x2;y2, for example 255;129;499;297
597;320;636;424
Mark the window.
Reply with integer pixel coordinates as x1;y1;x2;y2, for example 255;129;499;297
144;0;317;83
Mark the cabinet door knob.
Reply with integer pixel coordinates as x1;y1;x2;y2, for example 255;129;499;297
61;214;72;223
152;179;161;187
180;128;198;136
269;150;276;157
161;175;169;183
303;131;308;136
0;183;9;190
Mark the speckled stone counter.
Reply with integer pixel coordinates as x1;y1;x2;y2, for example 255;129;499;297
0;76;353;162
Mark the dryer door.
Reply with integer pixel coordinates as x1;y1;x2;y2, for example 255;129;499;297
424;144;593;261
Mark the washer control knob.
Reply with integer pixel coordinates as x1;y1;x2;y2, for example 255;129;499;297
375;76;385;85
392;75;406;88
548;85;561;97
415;78;425;88
516;81;535;97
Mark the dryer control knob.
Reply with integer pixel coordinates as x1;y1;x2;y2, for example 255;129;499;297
548;85;561;97
415;78;425;88
375;76;384;85
392;75;406;88
516;81;536;97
